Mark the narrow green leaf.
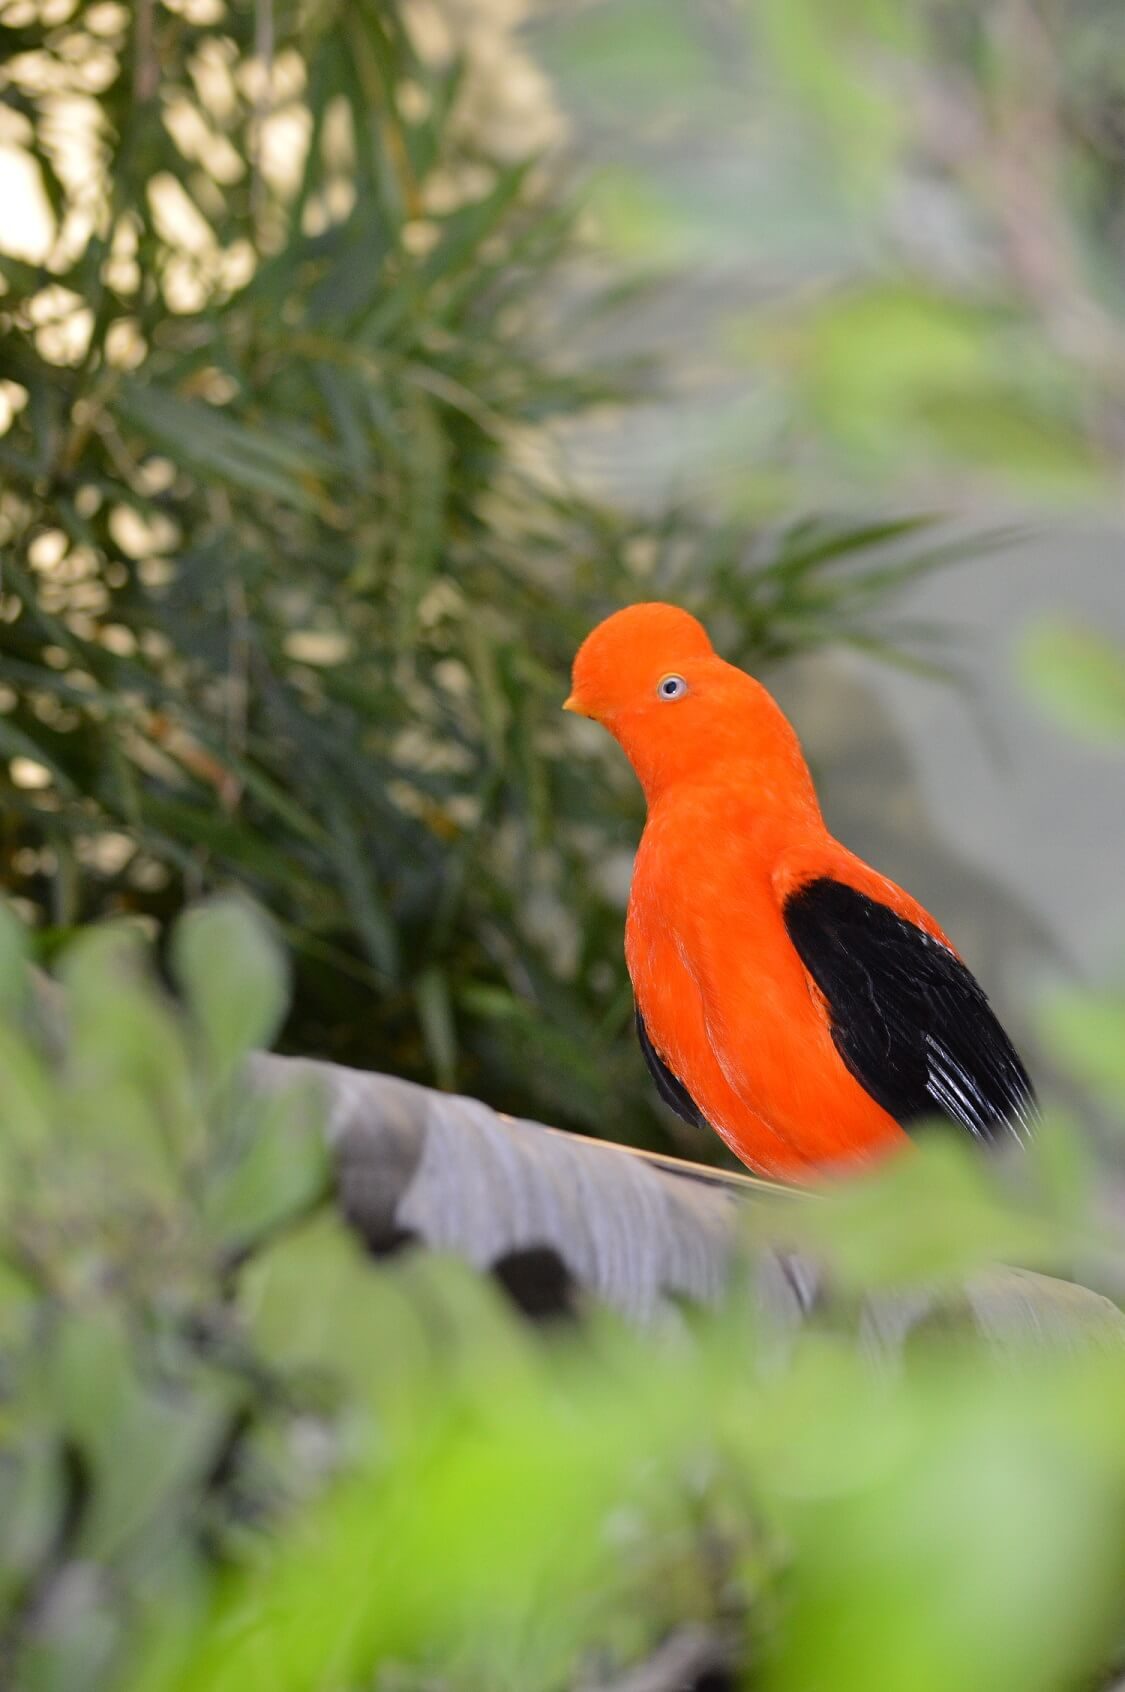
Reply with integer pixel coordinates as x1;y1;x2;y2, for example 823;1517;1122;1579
414;964;458;1089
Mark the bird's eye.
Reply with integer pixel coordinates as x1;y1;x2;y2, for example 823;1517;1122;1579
657;673;688;701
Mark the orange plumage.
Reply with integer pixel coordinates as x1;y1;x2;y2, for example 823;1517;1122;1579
567;603;1034;1181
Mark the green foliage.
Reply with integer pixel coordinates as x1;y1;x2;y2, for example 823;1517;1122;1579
131;1334;1125;1692
539;0;1125;508
0;902;1122;1692
0;0;967;1150
0;899;336;1688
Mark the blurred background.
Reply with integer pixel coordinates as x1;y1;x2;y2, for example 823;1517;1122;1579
2;0;1124;1157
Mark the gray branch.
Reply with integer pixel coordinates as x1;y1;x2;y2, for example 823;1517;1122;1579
247;1053;1125;1348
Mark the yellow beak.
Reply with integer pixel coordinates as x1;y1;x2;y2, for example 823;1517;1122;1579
562;693;582;715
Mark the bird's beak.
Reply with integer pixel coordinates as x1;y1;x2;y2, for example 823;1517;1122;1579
564;688;602;721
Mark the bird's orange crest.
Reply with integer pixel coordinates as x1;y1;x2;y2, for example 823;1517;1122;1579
568;602;714;721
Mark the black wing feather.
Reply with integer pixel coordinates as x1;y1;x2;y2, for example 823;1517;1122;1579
636;1009;710;1131
783;877;1035;1144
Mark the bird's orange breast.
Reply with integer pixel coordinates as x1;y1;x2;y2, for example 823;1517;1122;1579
626;790;910;1179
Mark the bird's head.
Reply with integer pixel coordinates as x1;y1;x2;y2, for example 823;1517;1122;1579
566;601;818;810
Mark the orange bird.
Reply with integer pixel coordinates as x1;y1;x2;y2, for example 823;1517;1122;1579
565;602;1035;1181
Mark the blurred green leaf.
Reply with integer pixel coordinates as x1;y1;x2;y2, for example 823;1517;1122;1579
172;899;288;1086
201;1080;330;1256
756;0;913;184
243;1213;425;1402
1040;985;1125;1103
45;1309;228;1562
751;1131;1071;1292
0;1437;62;1622
761;1357;1125;1692
59;924;197;1192
414;965;458;1091
0;1021;54;1166
1019;624;1125;745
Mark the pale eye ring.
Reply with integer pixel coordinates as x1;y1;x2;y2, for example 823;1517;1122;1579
657;673;688;702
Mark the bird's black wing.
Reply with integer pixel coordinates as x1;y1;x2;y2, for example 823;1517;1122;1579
636;1008;711;1130
782;877;1036;1144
